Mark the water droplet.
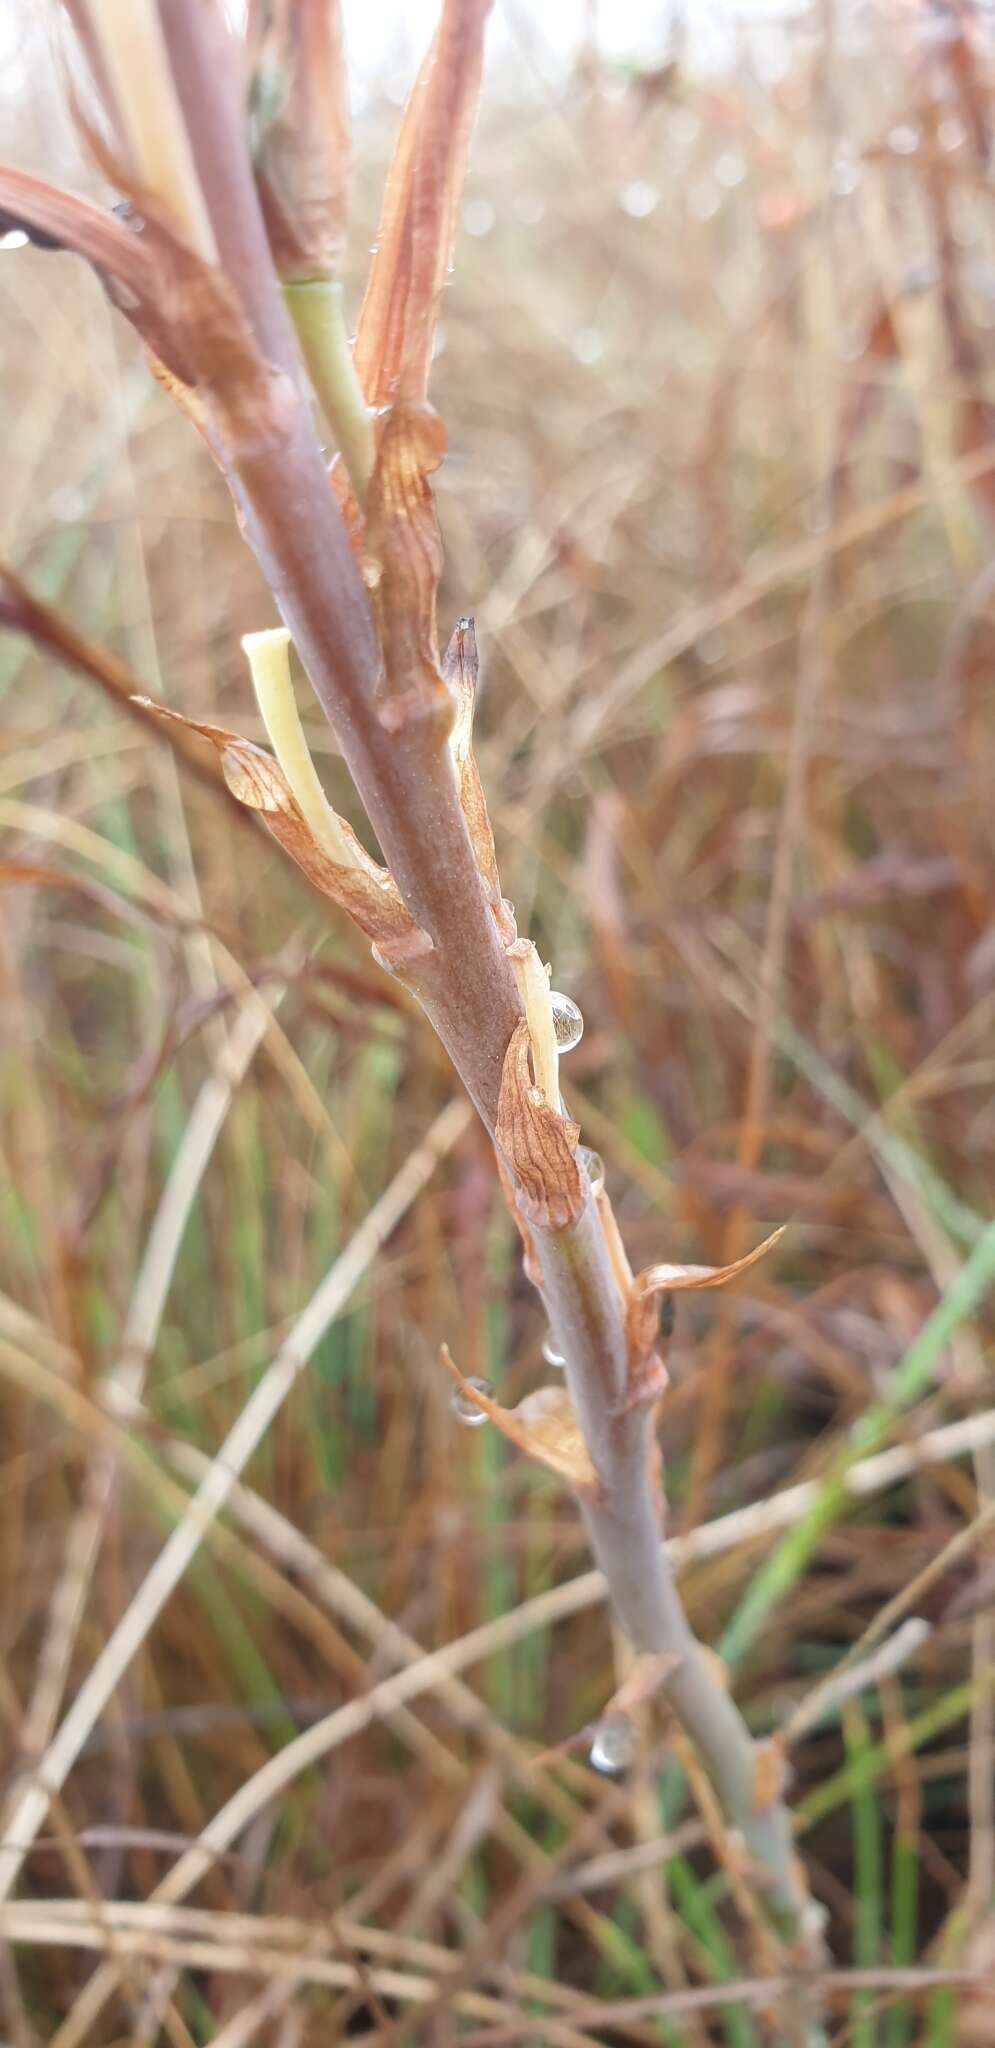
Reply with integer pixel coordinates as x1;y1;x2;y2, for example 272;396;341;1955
579;1146;605;1197
462;199;495;238
889;123;920;157
0;228;28;252
715;149;746;190
112;198;145;233
542;1335;566;1369
938;116;966;154
451;1376;493;1427
573;328;604;365
549;992;584;1052
620;179;660;219
589;1713;634;1775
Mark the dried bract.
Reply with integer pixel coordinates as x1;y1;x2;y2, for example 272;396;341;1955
134;697;428;959
250;0;350;283
496;1020;583;1230
353;0;492;409
440;1348;599;1494
442;615;509;927
626;1227;786;1366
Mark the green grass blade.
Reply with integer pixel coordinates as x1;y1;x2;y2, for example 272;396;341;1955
720;1216;995;1668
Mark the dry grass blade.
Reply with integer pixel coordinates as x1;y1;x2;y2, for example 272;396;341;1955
0;1098;469;1906
352;0;492;408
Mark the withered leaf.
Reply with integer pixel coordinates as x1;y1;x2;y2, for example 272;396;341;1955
250;0;350;284
496;1019;583;1230
0;164;154;287
353;0;492;409
364;401;449;730
134;696;427;958
441;1347;598;1494
0;165;260;406
342;0;493;726
627;1227;785;1362
442;615;511;931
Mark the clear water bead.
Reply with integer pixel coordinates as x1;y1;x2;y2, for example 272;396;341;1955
549;992;584;1052
589;1713;634;1775
889;123;920;156
450;1376;493;1427
542;1335;566;1369
579;1146;605;1196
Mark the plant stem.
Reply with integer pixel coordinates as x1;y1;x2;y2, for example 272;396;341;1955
283;279;376;497
534;1207;812;1946
140;0;820;1979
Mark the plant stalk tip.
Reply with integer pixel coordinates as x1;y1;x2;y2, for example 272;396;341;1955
241;626;357;870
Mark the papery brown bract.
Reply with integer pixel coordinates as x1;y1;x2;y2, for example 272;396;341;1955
134;697;428;958
442;615;512;932
352;0;492;411
626;1228;785;1366
249;0;350;284
440;1348;599;1494
496;1020;583;1230
329;0;493;729
364;401;449;729
0;165;281;452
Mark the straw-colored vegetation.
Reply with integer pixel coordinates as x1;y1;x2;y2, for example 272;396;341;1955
1;5;995;2042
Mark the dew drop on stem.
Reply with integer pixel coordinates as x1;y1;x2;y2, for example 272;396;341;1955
589;1713;634;1775
549;991;584;1051
450;1376;492;1427
542;1334;566;1369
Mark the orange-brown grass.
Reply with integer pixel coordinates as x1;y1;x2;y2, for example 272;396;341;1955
2;8;995;2044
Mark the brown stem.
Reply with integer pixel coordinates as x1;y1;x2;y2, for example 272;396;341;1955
138;0;819;1986
158;0;521;1129
229;407;522;1126
157;0;296;374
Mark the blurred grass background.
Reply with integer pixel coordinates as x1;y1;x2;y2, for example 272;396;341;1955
2;3;995;2042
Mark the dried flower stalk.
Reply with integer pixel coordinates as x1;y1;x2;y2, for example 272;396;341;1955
0;0;825;2010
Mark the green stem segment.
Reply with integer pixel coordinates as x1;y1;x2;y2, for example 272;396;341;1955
283;279;376;500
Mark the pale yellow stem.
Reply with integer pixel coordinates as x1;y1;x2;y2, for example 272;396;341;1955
283;281;376;502
87;0;217;263
241;628;357;869
508;940;560;1108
